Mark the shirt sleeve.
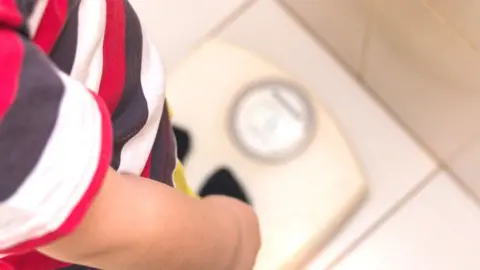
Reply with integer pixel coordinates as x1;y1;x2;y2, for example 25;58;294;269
0;1;112;255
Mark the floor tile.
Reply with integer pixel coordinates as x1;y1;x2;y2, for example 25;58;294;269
333;172;480;270
130;0;248;68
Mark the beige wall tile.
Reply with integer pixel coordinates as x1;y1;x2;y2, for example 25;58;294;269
130;0;248;69
280;0;372;73
363;0;480;161
333;172;480;270
429;0;480;50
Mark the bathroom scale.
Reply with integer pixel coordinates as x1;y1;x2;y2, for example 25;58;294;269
166;39;367;270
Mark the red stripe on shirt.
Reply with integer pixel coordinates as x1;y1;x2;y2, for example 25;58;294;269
0;30;22;120
0;90;113;255
2;251;70;270
0;260;14;270
33;0;68;53
0;0;23;27
141;153;152;178
98;0;126;114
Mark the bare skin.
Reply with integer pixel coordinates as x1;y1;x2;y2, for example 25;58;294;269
39;168;261;270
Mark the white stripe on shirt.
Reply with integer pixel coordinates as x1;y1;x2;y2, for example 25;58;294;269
0;70;104;249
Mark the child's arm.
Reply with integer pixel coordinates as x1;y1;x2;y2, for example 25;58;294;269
0;1;260;268
39;168;261;270
0;28;259;270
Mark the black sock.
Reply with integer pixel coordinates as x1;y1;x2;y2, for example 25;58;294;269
200;168;251;205
173;126;191;163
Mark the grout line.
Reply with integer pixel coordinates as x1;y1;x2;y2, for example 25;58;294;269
442;133;480;205
443;129;480;167
343;75;444;170
440;164;480;210
423;0;480;53
326;168;442;269
351;82;480;214
358;0;377;81
364;84;441;162
203;0;258;39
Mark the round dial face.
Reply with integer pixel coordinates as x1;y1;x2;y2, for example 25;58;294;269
230;81;315;163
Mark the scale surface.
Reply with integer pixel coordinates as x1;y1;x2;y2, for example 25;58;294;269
167;39;367;269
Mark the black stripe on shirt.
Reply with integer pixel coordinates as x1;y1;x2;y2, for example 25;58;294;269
0;37;64;201
110;0;149;170
14;0;36;36
14;0;36;18
50;0;80;74
150;103;176;187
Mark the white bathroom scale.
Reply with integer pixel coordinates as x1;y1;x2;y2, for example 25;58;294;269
166;39;367;270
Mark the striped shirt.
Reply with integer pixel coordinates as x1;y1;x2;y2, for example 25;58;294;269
0;0;178;268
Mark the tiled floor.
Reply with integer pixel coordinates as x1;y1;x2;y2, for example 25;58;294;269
131;0;480;269
333;172;480;270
